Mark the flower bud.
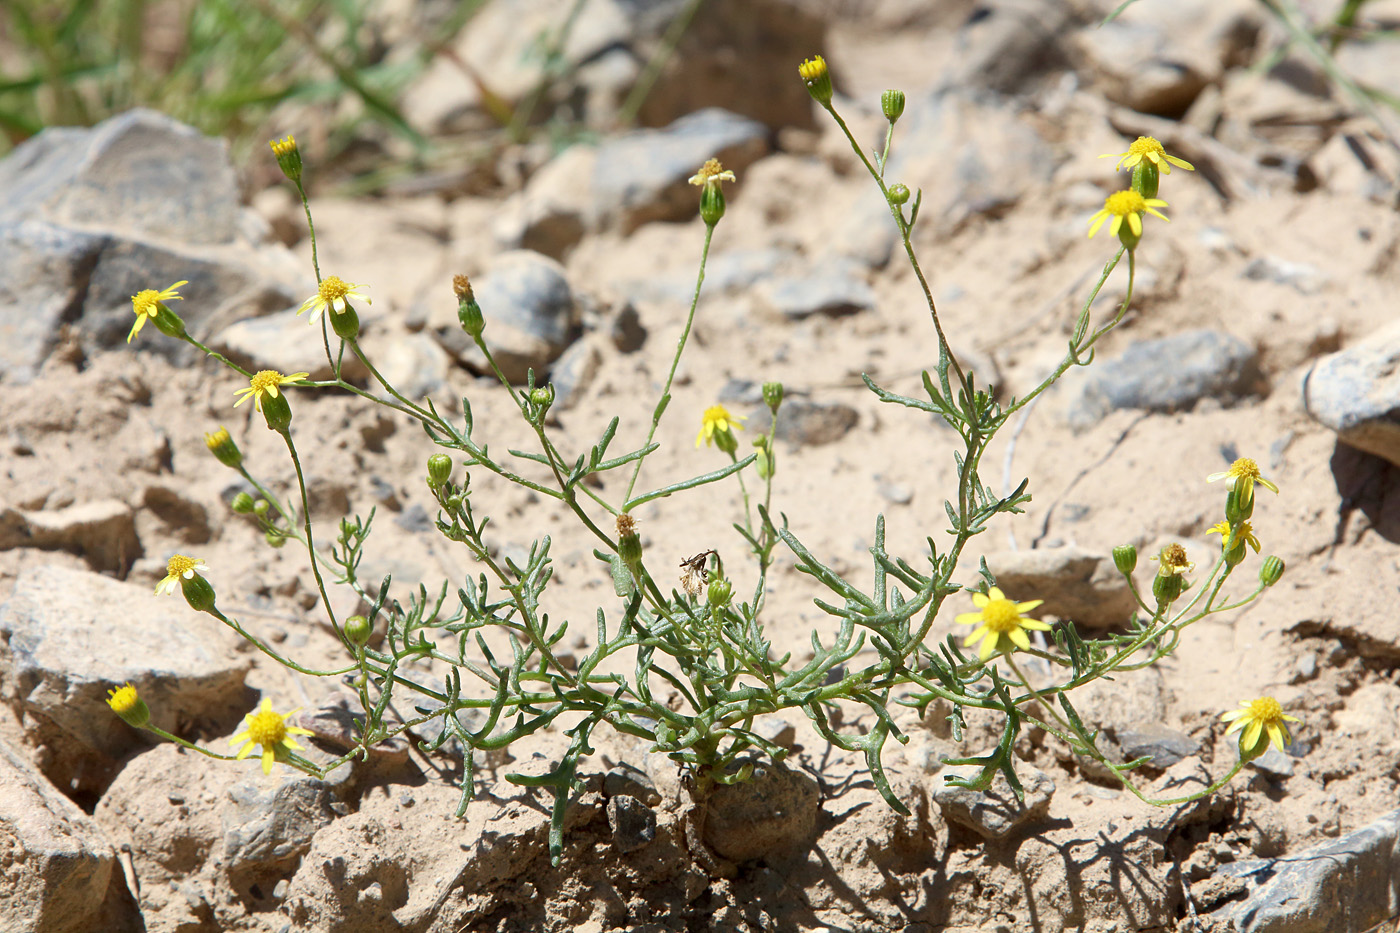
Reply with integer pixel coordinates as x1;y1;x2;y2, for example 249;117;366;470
266;529;287;548
269;135;302;182
260;391;293;434
1225;485;1254;524
888;183;911;206
180;572;217;612
231;492;255;514
107;683;151;729
344;615;372;647
798;55;833;105
454;275;485;338
753;436;774;480
152;304;187;339
699;183;726;226
204;427;243;469
617;513;643;577
1131;160;1161;200
330;304;359;341
1152;569;1183;608
1112;544;1137;576
427;453;453;488
253;498;271;517
881;89;906;122
706;576;733;609
1259;556;1284;587
714;427;739;456
762;381;784;413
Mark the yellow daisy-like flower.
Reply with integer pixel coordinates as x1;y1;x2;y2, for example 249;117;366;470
230;699;315;775
127;280;188;343
155;554;207;596
688;158;736;190
1087;190;1169;240
1206;457;1279;503
1150;542;1195;576
1103;136;1195;174
297;276;370;324
955;586;1051;661
695;404;746;448
1207;520;1261;554
107;682;151;728
1221;696;1299;756
233;370;309;412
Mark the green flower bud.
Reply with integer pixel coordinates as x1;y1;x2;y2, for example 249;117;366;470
617;514;643;577
1112;544;1137;576
762;381;784;413
344;615;372;647
152;304;187;340
706;576;733;609
265;529;287;549
203;427;242;469
253;499;270;517
107;683;151;729
1152;569;1183;608
454;275;485;338
269;135;302;183
330;304;359;341
798;55;833;105
1131;160;1161;200
881;89;906;122
1259;556;1284;587
260;391;293;434
1225;484;1254;524
427;453;453;488
700;183;726;226
888;183;911;206
753;436;774;480
180;572;217;612
231;492;255;514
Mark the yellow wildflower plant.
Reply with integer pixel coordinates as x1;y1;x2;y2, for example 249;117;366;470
230;698;315;775
696;404;746;449
233;370;309;413
155;554;207;596
1221;696;1300;757
956;586;1051;661
1103;135;1195;174
1206;457;1279;502
127;280;187;343
1207;519;1261;553
1087;190;1169;240
107;682;151;728
298;275;371;324
798;55;833;104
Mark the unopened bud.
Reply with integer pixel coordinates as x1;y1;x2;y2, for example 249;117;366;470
1259;556;1284;587
204;427;243;469
345;615;372;647
455;275;485;338
762;381;784;413
427;453;453;488
180;572;217;612
107;683;151;729
1112;544;1137;576
888;183;911;206
798;55;833;105
330;304;359;341
881;89;906;122
231;492;255;514
269;135;302;182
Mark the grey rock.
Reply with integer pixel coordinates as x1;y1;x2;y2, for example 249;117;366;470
610;301;648;353
0;110;304;377
393;504;434;534
773;398;859;447
1251;746;1296;779
1115;723;1202;771
703;761;819;862
1304;321;1400;466
492;145;597;259
0;499;141;574
594;108;768;234
209;309;368;383
940;0;1077;95
141;484;213;545
222;775;337;876
429;250;577;384
1218;807;1400;933
932;762;1055;840
981;546;1138;629
548;337;603;411
751;715;798;751
607;794;657;854
1244;255;1331;294
0;564;251;795
373;331;450;400
604;762;660;806
878;481;915;506
620;247;795;307
0;737;142;933
1068;329;1262;430
758;265;877;320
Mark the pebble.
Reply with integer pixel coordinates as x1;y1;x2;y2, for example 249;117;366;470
931;762;1055;840
1303;320;1400;466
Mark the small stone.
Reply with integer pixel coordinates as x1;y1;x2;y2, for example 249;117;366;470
877;480;915;506
0;499;141;574
758;266;876;320
549;337;603;411
750;716;798;752
772;398;859;447
1115;723;1202;771
702;761;819;862
373;332;450;400
1250;747;1295;779
931;762;1055;840
609;301;647;353
1304;321;1400;466
222;776;337;878
211;309;369;383
1243;255;1331;295
607;795;657;854
393;504;434;534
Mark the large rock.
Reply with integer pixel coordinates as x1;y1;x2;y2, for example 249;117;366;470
0;109;305;380
0;564;251;795
982;546;1138;629
1304;321;1400;467
0;499;141;574
0;736;142;933
931;761;1055;840
702;761;819;862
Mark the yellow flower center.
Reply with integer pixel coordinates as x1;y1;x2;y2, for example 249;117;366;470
318;276;351;302
247;708;289;747
166;554;200;578
1158;543;1193;575
694;159;724;182
980;598;1022;633
703;405;734;429
798;55;828;82
132;289;161;317
108;684;139;713
250;370;284;394
1128;136;1165;158
1228;457;1261;481
1104;190;1148;216
1245;696;1282;721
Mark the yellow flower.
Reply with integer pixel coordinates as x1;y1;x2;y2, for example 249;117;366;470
107;682;151;728
155;554;207;596
297;275;370;324
269;135;302;181
233;370;309;412
1150;542;1195;576
1087;190;1169;240
1207;520;1261;554
695;404;745;448
230;699;315;775
1206;457;1279;502
955;586;1050;661
127;280;187;343
798;55;833;104
1221;696;1299;756
269;135;297;159
1103;136;1195;174
688;158;736;190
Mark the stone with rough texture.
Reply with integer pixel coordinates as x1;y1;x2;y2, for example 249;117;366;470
221;775;338;878
0;564;251;795
758;265;877;320
1304;321;1400;467
1218;807;1400;933
0;736;142;933
939;0;1078;95
931;762;1055;840
982;546;1138;629
0;499;141;574
703;762;819;862
1068;329;1262;430
772;398;860;447
607;794;657;854
1115;723;1202;772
